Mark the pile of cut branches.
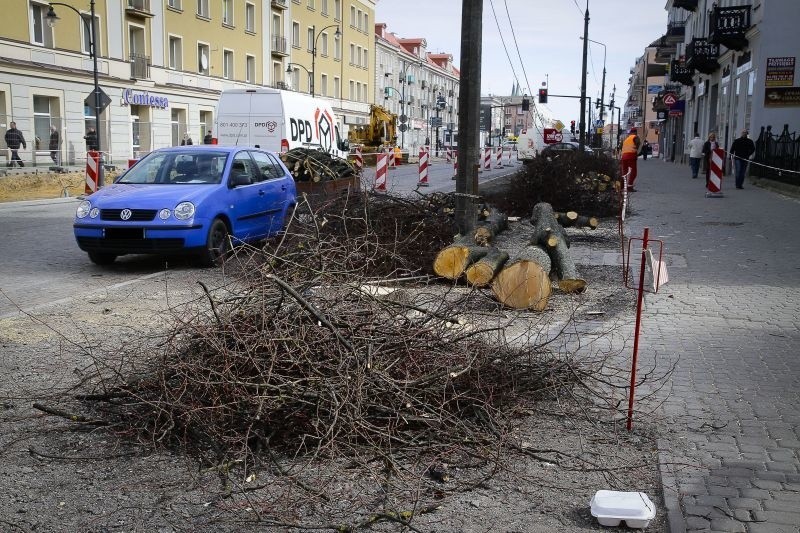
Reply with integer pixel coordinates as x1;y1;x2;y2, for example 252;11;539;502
280;147;358;182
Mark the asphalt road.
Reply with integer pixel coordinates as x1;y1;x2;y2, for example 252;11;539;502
0;157;523;319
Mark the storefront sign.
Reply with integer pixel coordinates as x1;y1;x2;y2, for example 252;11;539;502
764;86;800;107
647;85;662;94
668;100;685;116
122;88;169;109
765;57;795;87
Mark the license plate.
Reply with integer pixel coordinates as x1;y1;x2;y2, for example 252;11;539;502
104;227;145;239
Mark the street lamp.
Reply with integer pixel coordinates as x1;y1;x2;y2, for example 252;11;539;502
46;1;104;185
310;24;341;97
286;62;312;94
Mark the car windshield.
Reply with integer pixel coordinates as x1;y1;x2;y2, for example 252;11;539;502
117;151;229;185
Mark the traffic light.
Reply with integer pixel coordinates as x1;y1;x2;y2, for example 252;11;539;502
538;88;548;104
570;120;576;134
521;98;530;111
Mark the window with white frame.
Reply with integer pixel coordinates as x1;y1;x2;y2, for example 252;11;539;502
81;13;100;55
30;2;53;47
334;76;340;99
320;74;328;96
292;22;300;47
321;0;328;15
168;0;182;9
307;27;314;52
363;12;368;32
357;10;363;32
197;0;209;18
321;32;328;56
349;44;355;65
197;43;210;74
223;49;233;79
350;6;355;27
349;80;354;99
334;0;341;20
245;2;255;32
169;36;183;70
246;55;255;83
222;0;233;25
356;45;362;67
307;0;315;9
362;48;367;69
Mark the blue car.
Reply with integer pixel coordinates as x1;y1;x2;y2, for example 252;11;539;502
73;146;297;266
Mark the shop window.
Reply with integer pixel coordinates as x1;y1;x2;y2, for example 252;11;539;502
171;108;187;146
33;95;57;151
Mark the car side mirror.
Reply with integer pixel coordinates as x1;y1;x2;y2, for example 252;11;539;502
229;172;251;187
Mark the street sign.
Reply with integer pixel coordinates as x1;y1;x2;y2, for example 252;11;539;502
662;92;678;106
429;117;442;127
398;123;408;132
553;120;565;132
399;114;408;123
543;128;563;144
84;87;111;113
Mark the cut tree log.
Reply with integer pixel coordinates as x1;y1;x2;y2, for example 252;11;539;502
531;202;586;294
465;248;509;287
472;210;508;246
555;211;599;229
433;237;490;280
490;245;552;310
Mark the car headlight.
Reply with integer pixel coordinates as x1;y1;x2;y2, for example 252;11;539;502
174;201;195;220
76;200;91;219
159;208;171;220
89;207;100;218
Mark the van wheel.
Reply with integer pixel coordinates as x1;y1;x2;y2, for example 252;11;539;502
198;219;230;267
88;252;117;265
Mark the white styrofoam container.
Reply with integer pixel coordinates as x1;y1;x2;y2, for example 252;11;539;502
590;490;656;529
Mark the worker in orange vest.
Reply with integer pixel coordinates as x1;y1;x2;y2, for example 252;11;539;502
620;127;642;192
394;145;402;165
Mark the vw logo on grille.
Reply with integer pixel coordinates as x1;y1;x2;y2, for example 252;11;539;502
120;209;133;221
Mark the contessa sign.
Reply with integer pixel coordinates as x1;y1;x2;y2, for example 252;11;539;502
122;88;169;109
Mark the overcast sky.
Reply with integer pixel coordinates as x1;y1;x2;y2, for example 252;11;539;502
375;0;668;126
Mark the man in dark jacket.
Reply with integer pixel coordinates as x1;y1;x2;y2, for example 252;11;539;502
4;121;27;167
49;125;60;165
729;129;756;189
84;127;99;152
203;130;213;145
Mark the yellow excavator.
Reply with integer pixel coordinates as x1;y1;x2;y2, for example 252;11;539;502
348;104;397;152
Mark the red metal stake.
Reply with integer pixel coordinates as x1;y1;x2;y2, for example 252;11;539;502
627;226;649;431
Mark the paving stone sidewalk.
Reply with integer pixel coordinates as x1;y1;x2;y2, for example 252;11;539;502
621;159;800;532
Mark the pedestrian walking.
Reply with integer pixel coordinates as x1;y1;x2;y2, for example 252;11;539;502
702;132;719;187
642;140;650;160
203;130;213;145
180;132;193;146
84;127;99;152
4;121;27;167
49;125;60;165
687;132;704;179
729;129;755;189
620;127;642;191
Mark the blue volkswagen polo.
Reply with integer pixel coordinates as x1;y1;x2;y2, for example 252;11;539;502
73;146;296;266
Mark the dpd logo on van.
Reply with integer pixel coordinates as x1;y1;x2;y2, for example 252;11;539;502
265;121;277;133
314;108;334;152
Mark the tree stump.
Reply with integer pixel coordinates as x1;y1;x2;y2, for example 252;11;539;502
433;237;489;280
491;247;552;310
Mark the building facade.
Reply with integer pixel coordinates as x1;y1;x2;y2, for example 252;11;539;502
654;0;800;163
624;45;666;150
374;23;459;153
0;0;374;166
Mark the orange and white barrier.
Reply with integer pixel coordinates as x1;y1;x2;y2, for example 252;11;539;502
418;148;429;187
85;150;100;195
374;152;388;192
354;146;363;171
707;148;725;197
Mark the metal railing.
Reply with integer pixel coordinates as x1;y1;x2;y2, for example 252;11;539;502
753;124;800;185
130;53;151;79
271;36;288;55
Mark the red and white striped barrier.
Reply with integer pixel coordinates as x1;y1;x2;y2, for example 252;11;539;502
418;148;429;187
446;148;453;163
507;148;514;165
85;150;100;195
495;148;504;169
707;148;725;197
354;146;363;171
374;152;388;192
484;147;492;171
386;148;395;169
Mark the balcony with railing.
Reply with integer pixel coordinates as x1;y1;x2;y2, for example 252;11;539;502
672;0;697;11
709;4;751;51
271;0;288;9
271;36;288;56
130;53;151;80
670;60;694;86
126;0;154;17
666;20;686;43
686;38;719;74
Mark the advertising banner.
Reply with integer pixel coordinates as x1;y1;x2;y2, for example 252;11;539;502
765;57;795;87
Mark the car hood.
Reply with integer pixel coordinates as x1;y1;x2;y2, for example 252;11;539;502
89;183;218;208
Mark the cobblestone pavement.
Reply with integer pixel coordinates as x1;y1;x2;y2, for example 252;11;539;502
622;159;800;532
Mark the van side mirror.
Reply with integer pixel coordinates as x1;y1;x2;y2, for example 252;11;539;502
338;138;350;151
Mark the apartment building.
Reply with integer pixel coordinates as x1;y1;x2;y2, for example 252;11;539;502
0;0;374;166
374;23;459;152
624;44;667;149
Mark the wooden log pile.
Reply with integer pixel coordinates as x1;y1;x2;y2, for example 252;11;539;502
433;201;592;310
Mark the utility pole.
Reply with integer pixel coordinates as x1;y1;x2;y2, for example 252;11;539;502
579;2;589;150
455;0;482;235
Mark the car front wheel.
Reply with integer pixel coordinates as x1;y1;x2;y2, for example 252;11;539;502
198;218;230;267
88;252;117;265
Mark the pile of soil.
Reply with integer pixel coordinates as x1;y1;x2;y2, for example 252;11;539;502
0;170;120;202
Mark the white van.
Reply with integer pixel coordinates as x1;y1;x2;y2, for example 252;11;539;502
214;88;350;158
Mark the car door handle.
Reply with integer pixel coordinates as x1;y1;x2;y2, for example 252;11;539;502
281;185;286;191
